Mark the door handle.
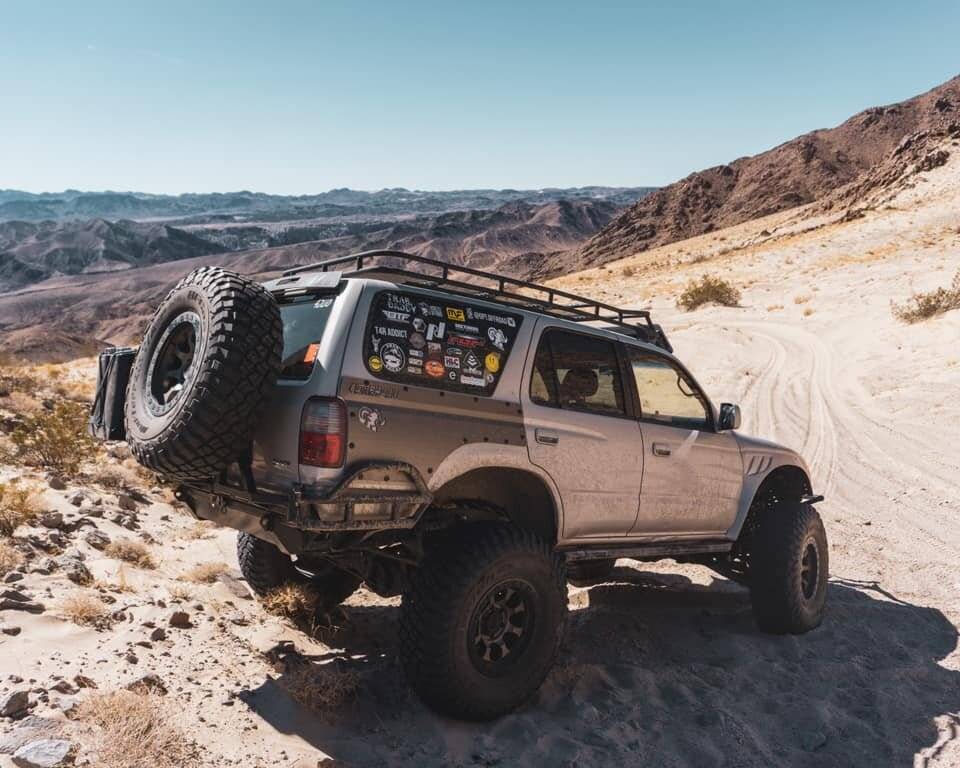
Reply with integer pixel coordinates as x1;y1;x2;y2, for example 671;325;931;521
652;442;671;457
536;429;560;446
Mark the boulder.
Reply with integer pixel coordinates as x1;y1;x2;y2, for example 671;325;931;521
0;690;29;718
12;738;75;767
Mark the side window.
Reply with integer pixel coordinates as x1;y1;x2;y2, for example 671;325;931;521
628;350;709;429
529;329;626;416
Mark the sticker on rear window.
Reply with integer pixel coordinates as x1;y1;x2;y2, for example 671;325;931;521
364;290;522;396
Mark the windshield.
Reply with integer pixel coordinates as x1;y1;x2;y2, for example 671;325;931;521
279;295;337;380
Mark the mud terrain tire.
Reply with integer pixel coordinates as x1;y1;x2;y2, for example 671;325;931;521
749;501;828;634
124;266;281;481
236;532;360;606
399;524;567;720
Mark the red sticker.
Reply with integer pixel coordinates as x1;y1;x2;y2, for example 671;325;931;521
425;359;445;378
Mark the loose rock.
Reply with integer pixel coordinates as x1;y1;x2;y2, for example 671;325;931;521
168;611;192;629
1;690;30;718
117;494;138;512
37;513;63;530
12;738;75;767
125;673;167;695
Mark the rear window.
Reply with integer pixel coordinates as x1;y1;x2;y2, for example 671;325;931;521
363;290;522;396
279;295;337;380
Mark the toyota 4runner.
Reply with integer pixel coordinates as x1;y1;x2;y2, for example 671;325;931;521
91;250;828;721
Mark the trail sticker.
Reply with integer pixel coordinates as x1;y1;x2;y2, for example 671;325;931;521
381;344;405;372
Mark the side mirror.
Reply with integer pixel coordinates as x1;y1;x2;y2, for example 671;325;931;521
719;402;741;431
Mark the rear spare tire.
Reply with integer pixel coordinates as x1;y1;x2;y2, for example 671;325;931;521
124;266;281;481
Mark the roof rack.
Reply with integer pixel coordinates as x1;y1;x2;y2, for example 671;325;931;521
282;250;672;352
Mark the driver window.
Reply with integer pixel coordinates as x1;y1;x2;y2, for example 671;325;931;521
629;350;709;429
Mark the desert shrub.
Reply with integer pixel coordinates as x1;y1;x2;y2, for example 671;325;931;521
262;583;320;620
59;592;113;629
78;690;199;768
0;540;23;575
280;663;358;714
0;482;40;536
677;274;741;311
9;399;97;477
105;539;157;569
180;562;228;584
621;265;635;277
891;271;960;323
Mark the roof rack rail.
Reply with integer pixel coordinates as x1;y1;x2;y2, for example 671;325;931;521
282;249;672;352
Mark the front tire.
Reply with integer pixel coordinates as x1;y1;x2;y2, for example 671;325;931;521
399;524;567;720
749;502;828;634
236;532;360;608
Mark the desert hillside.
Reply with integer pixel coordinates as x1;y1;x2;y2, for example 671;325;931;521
0;125;958;768
571;74;960;271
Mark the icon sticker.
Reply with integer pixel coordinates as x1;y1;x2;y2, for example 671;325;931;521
485;352;500;373
446;307;466;322
358;406;386;432
368;355;383;372
381;343;406;373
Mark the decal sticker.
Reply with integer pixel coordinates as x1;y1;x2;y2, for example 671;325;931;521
460;374;485;387
368;355;383;372
387;294;416;313
425;359;445;378
418;301;442;318
370;336;382;353
469;309;517;328
445;346;463;357
314;297;335;309
446;307;466;322
409;332;426;350
373;325;407;340
453;322;481;335
426;322;446;341
382;309;410;323
427;342;442;354
448;333;483;348
488;326;508;351
358;406;386;432
406;364;422;374
412;317;426;333
409;348;424;359
484;352;501;373
485;372;495;384
464;351;481;370
448;370;458;381
444;355;461;369
381;343;406;373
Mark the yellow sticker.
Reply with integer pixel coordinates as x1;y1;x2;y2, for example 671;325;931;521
446;307;466;322
484;352;500;373
368;355;383;372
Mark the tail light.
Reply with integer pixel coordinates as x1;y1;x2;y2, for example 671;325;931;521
299;397;346;467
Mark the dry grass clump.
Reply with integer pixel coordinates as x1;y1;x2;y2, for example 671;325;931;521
262;583;321;620
182;520;216;540
0;482;40;536
180;562;228;584
677;274;741;311
280;663;358;714
0;540;23;575
803;307;815;317
78;690;200;768
105;538;157;569
793;294;812;304
168;584;193;602
60;592;113;629
621;265;635;277
8;400;97;477
891;271;960;323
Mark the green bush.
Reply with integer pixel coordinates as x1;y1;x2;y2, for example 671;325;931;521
10;400;96;477
677;274;742;311
891;271;960;323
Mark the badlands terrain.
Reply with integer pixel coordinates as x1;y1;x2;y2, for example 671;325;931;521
0;130;959;767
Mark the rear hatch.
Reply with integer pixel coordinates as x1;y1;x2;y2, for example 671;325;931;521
247;273;361;493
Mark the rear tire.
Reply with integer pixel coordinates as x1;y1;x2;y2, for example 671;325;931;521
125;266;281;482
749;502;828;634
399;524;567;720
236;532;360;608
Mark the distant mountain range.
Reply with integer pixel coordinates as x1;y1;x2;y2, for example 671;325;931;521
0;186;652;224
570;75;960;269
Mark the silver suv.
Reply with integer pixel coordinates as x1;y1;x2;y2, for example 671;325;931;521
97;250;828;720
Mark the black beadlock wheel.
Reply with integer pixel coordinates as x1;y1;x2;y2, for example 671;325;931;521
749;501;829;634
236;532;360;607
399;524;567;721
124;266;282;482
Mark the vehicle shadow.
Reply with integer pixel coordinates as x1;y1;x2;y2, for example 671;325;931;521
239;566;960;767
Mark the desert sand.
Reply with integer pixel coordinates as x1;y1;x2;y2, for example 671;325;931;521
1;148;959;767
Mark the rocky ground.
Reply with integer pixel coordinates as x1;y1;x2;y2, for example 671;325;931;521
1;136;960;767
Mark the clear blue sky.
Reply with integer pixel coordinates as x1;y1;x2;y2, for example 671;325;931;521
1;0;958;194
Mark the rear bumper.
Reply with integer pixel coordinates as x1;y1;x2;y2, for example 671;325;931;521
176;462;433;542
